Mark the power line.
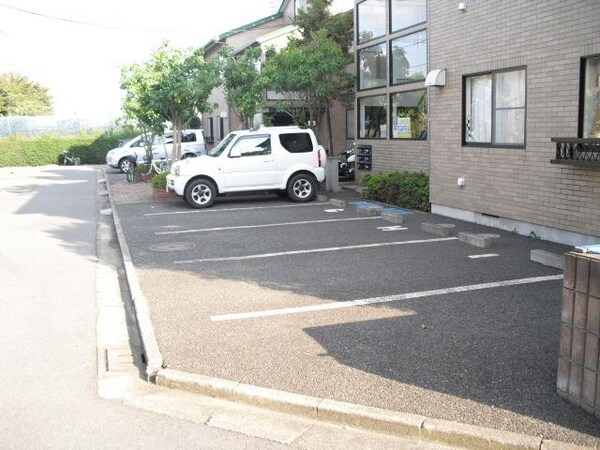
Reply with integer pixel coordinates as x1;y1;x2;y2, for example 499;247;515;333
0;1;133;30
0;1;285;36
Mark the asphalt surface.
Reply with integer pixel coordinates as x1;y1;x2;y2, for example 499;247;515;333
106;168;600;447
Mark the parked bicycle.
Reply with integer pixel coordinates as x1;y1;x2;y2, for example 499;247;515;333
150;158;169;174
62;150;81;166
124;155;139;183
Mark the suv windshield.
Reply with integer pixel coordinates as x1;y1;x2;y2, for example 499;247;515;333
209;133;237;157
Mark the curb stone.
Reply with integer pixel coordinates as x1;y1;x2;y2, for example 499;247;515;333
103;169;163;381
104;172;596;450
156;368;577;450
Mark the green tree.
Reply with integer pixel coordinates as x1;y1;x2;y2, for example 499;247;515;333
120;43;220;162
219;46;265;129
294;0;353;60
262;29;353;154
289;0;354;153
0;73;53;116
120;64;165;163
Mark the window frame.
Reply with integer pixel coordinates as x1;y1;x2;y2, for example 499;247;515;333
389;30;427;87
579;54;600;138
462;67;527;149
358;42;387;91
390;88;427;141
389;0;427;35
358;94;388;140
357;0;386;45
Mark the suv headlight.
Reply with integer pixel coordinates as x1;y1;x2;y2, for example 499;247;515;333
171;164;180;176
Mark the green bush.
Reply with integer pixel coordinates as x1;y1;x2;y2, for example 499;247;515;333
151;171;168;190
0;129;138;167
360;171;430;212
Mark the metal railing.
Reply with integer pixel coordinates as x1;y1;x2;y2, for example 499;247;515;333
551;137;600;167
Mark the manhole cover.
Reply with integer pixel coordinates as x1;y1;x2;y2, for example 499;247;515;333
148;242;195;252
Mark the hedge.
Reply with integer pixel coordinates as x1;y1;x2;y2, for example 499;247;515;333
0;129;138;167
360;171;430;212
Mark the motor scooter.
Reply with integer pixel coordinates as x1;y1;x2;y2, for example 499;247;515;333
338;147;355;181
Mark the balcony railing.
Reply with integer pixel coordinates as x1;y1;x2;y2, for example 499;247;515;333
551;137;600;168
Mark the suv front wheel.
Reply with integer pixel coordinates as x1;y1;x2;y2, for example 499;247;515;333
185;178;216;209
287;173;317;202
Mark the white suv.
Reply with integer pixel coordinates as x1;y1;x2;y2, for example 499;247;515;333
167;126;327;208
106;129;205;172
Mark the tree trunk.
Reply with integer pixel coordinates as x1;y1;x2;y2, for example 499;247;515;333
326;105;334;156
172;119;182;162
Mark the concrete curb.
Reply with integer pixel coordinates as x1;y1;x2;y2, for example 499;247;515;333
104;174;594;449
156;368;586;450
103;170;163;381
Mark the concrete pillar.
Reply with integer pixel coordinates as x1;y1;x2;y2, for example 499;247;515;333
326;156;340;192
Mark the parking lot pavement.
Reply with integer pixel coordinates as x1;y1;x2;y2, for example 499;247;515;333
105;170;600;447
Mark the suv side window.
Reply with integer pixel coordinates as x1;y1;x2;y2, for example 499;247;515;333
279;132;312;153
182;132;196;143
229;135;271;157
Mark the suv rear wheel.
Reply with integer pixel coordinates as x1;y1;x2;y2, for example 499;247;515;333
185;178;216;208
287;173;317;202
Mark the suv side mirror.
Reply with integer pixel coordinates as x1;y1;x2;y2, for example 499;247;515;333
229;148;241;158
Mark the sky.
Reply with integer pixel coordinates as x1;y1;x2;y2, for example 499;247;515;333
0;0;283;120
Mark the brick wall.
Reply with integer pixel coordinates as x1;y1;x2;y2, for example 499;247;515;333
428;0;600;238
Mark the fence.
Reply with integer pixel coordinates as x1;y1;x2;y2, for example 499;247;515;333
0;115;117;137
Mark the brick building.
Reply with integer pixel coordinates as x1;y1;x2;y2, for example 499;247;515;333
354;0;600;245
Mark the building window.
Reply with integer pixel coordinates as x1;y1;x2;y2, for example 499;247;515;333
207;117;214;138
358;95;387;139
582;55;600;138
357;0;386;44
464;68;526;146
219;117;225;140
359;43;387;90
346;109;355;139
390;30;427;85
391;89;427;139
390;0;426;33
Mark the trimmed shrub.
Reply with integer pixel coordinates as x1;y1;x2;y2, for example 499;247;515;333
0;129;138;167
360;171;430;212
151;171;168;190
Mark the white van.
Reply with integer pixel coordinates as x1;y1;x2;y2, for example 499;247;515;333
106;129;205;172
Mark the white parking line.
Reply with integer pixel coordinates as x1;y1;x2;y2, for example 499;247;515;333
156;217;379;235
174;237;458;264
468;253;499;259
210;274;564;321
144;202;331;216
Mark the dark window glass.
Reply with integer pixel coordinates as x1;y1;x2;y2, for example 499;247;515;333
279;133;313;153
391;89;427;140
391;30;427;85
357;0;386;44
390;0;426;32
359;43;387;90
358;95;387;139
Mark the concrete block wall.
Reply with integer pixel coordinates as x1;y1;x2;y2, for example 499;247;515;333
428;0;600;238
558;252;600;416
